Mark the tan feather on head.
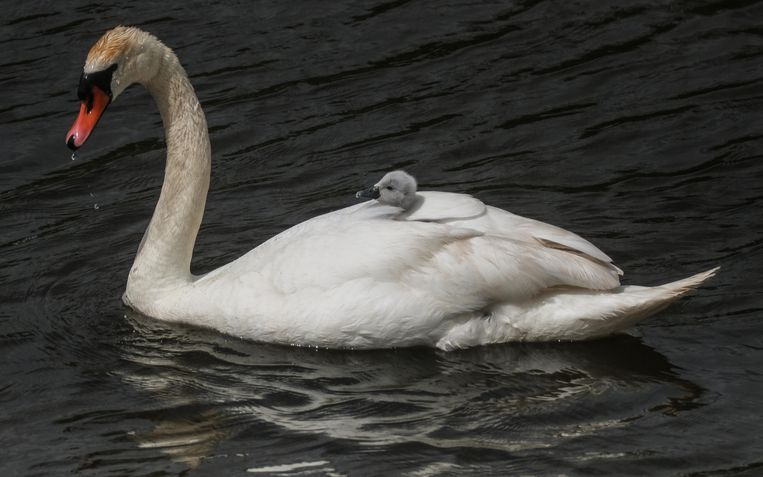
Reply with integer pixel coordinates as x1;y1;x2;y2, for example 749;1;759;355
85;26;143;73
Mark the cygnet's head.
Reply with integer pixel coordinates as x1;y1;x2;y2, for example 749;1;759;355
356;170;418;210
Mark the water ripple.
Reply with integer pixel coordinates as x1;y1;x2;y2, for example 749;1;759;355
1;0;760;475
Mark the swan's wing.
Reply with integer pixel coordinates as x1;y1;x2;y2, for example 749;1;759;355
348;192;615;274
444;205;621;276
400;192;615;271
201;201;618;300
497;210;622;274
496;210;614;261
401;191;486;222
201;206;482;294
348;201;405;220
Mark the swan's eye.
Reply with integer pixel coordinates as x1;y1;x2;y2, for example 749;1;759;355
386;186;393;190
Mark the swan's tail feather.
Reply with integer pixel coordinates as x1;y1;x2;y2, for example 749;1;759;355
436;267;719;350
655;266;719;297
575;266;720;336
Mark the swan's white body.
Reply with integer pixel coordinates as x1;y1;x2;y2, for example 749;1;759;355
70;27;717;350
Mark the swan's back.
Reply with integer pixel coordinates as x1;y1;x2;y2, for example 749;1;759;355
397;191;621;276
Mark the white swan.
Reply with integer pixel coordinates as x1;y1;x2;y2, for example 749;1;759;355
65;26;718;350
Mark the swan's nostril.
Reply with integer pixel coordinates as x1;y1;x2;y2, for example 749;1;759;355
66;134;79;151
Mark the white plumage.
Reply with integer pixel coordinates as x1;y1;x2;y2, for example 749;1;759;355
67;27;718;350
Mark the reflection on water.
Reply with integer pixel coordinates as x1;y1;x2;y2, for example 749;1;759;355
121;312;703;471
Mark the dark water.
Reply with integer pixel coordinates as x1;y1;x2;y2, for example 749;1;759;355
1;1;762;475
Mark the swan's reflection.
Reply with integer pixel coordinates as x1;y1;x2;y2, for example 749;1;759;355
119;311;703;468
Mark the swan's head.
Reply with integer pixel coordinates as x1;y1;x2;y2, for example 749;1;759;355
356;170;418;210
65;26;165;150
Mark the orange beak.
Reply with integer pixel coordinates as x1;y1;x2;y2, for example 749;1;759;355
65;85;110;150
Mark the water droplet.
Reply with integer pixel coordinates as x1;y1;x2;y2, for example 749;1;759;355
94;203;100;210
71;153;77;161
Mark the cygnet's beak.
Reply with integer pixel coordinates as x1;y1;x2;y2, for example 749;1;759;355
355;185;380;200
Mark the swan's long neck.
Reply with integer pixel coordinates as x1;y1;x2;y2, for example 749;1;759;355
126;43;211;293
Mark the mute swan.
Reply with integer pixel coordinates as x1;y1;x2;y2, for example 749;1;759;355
65;26;718;350
356;170;418;210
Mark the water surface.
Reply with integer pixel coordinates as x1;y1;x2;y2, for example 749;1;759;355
1;1;762;475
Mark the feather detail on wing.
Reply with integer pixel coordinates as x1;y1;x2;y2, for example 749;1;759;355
401;191;486;222
396;191;621;278
207;209;483;296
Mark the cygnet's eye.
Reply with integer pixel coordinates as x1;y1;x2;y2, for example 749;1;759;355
386;186;393;190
